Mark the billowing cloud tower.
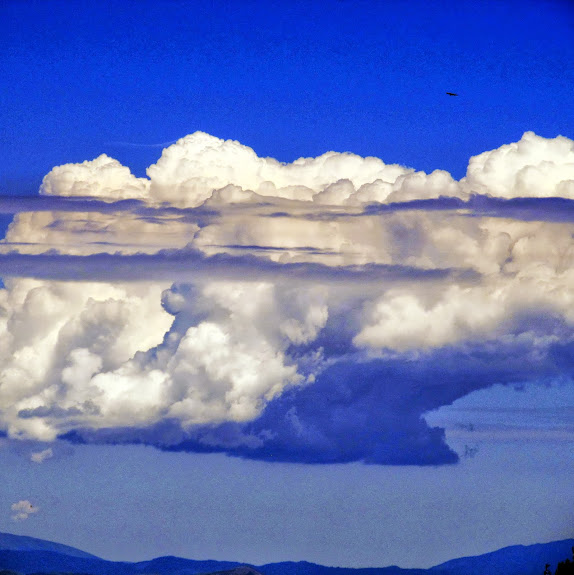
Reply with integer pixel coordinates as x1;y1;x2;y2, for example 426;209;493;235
1;131;573;464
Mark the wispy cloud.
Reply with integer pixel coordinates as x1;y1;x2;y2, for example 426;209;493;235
105;140;179;148
30;447;54;463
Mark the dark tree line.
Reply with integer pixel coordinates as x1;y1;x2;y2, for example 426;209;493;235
546;547;574;575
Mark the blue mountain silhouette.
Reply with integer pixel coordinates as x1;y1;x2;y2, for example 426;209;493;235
0;532;572;575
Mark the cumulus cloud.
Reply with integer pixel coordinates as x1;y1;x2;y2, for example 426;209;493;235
145;132;425;207
463;131;574;198
11;500;39;521
41;154;150;200
0;131;573;464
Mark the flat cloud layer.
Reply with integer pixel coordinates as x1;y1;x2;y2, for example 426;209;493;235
1;131;574;464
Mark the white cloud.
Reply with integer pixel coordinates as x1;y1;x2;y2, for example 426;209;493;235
146;132;425;207
0;131;573;445
11;500;39;521
463;131;574;198
41;154;150;200
30;447;53;463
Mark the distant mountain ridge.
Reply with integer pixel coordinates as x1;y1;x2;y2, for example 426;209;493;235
207;567;265;575
0;532;99;559
0;532;572;575
429;539;574;575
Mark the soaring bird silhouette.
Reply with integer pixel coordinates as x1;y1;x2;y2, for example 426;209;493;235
446;92;458;96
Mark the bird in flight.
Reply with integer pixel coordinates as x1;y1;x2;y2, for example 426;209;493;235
446;92;458;96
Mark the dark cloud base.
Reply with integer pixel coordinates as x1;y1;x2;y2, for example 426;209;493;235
58;334;570;465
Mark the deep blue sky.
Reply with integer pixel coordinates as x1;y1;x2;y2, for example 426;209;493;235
1;0;574;568
2;0;573;188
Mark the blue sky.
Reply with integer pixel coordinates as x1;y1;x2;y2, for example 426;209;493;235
0;0;573;569
3;0;573;184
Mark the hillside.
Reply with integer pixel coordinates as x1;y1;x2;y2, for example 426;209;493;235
0;532;572;575
0;533;99;560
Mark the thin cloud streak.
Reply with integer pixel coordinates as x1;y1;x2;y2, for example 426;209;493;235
0;249;478;284
4;193;574;226
105;140;179;148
